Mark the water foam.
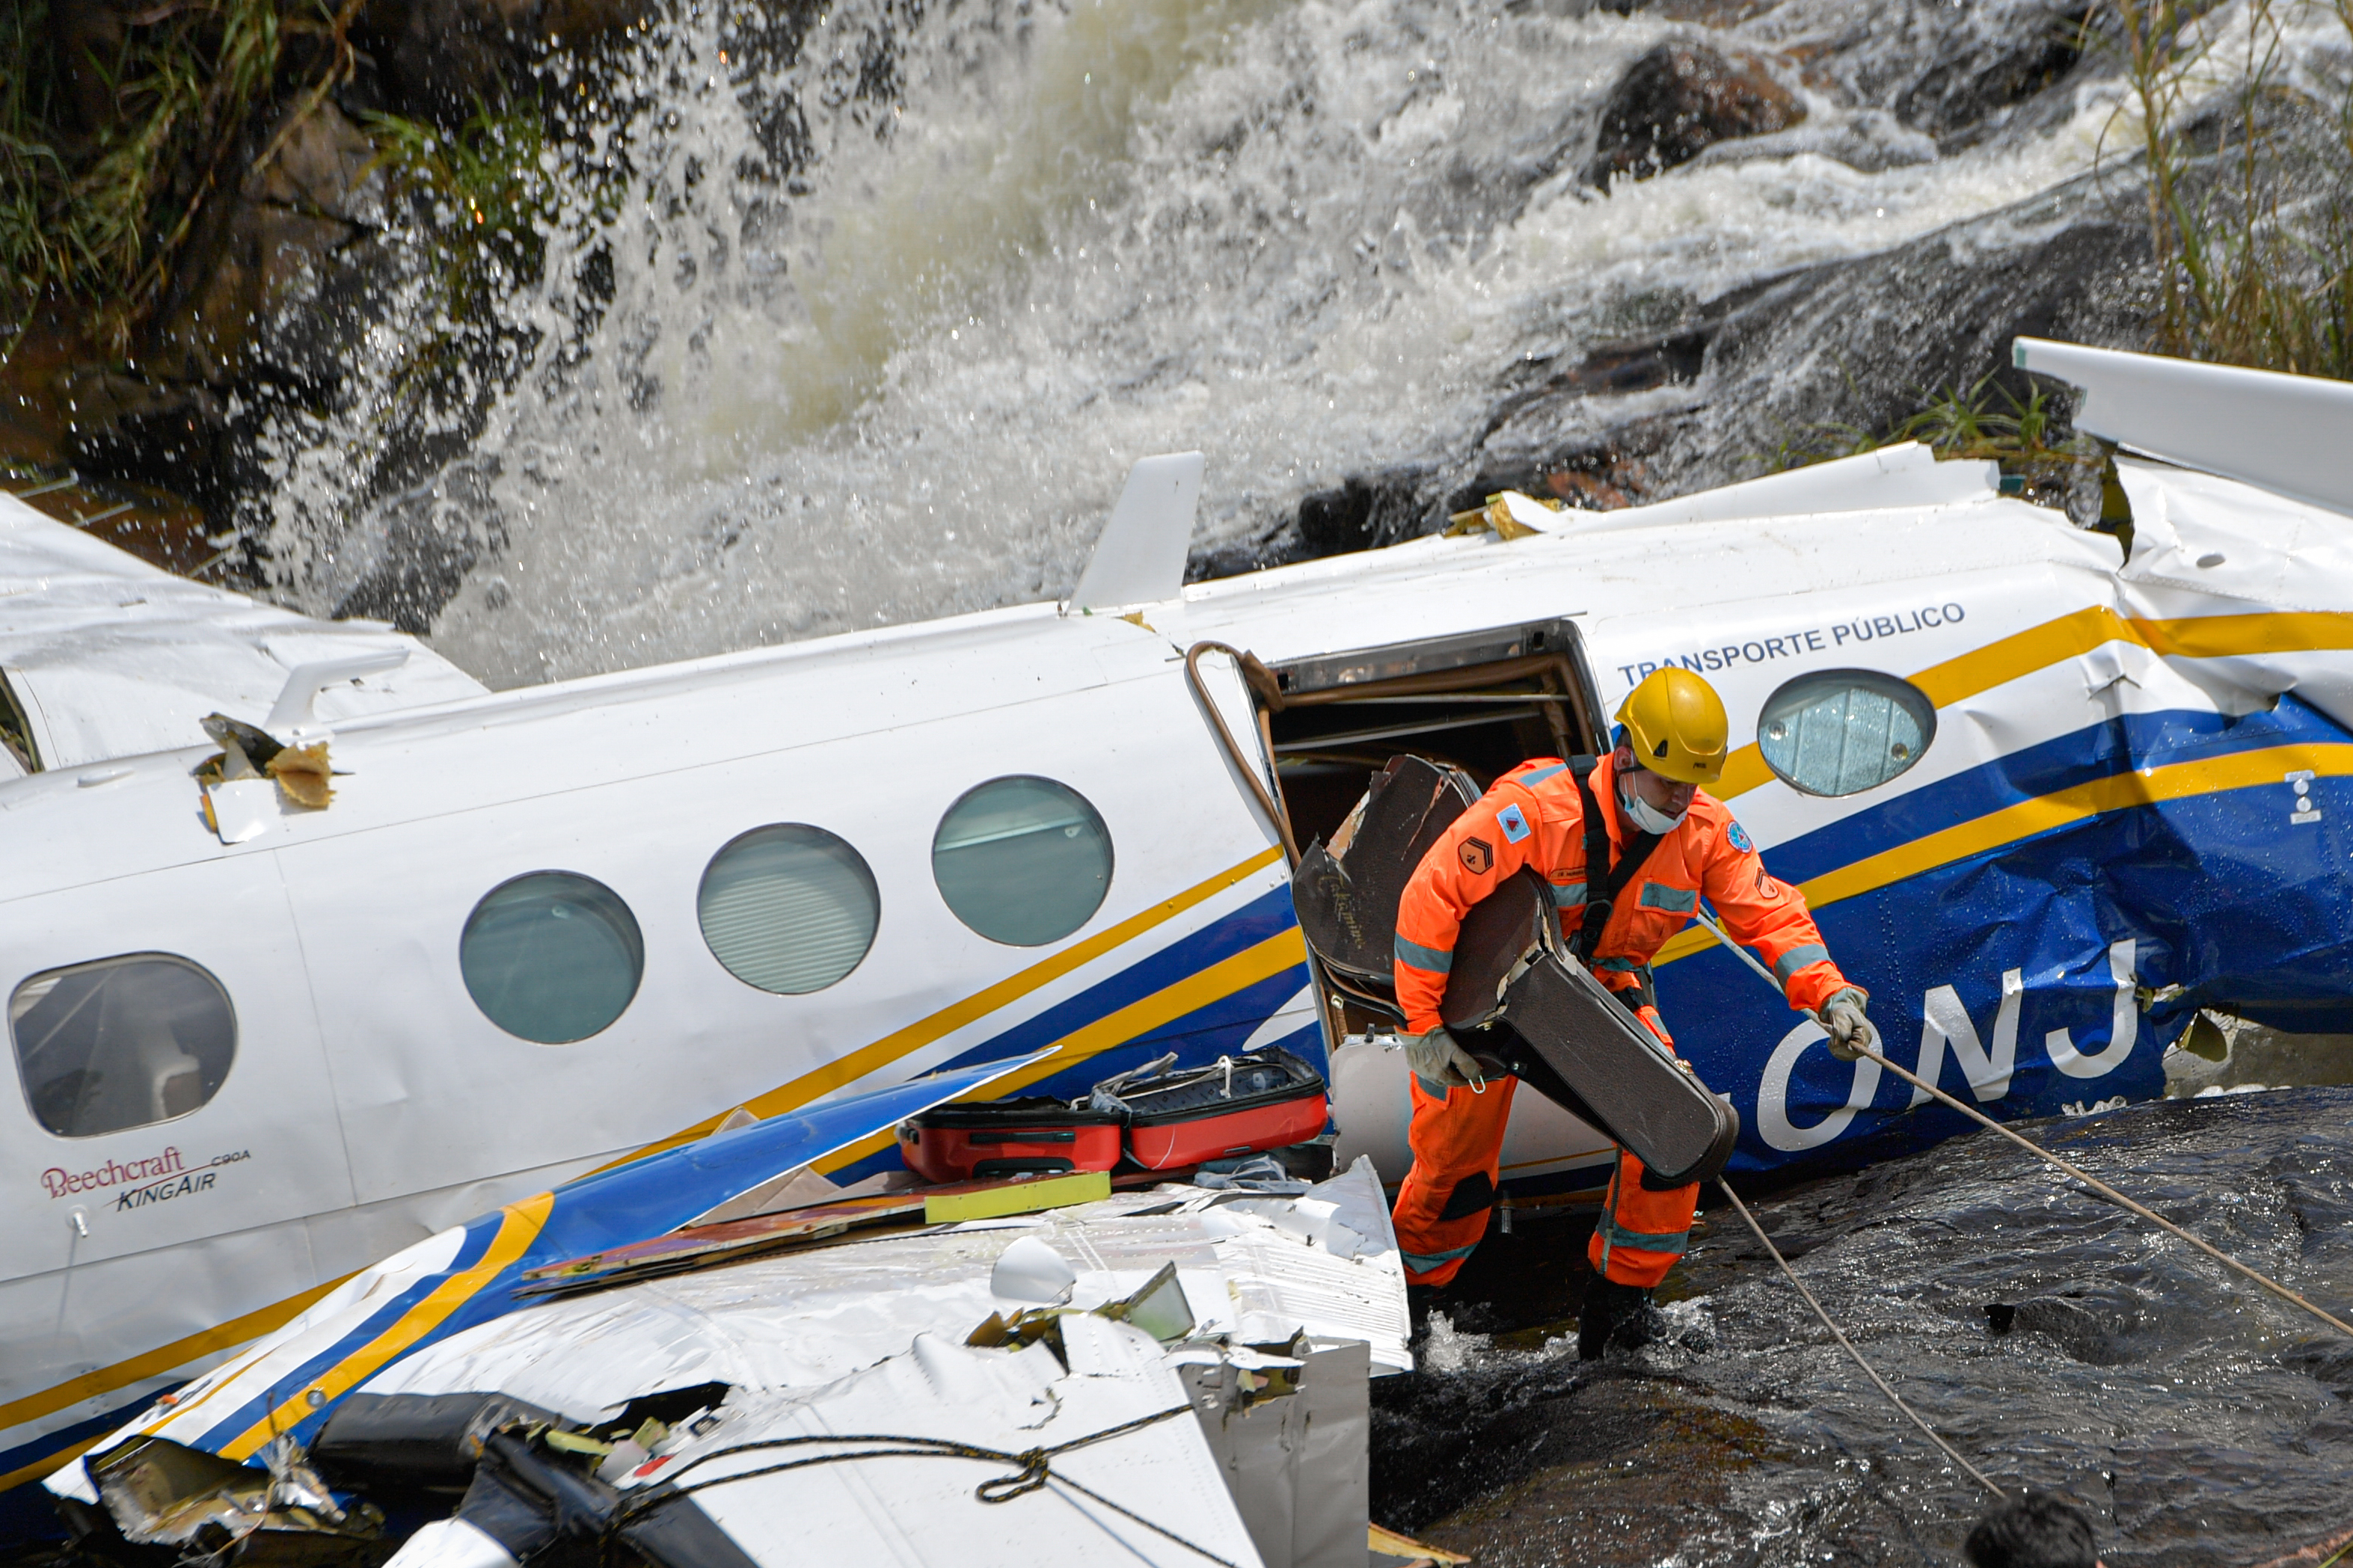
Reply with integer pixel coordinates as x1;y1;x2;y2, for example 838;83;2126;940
259;0;2138;686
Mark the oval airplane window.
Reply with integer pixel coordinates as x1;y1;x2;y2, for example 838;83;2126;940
1758;669;1937;798
461;872;645;1044
933;777;1113;946
10;954;236;1137
699;825;880;994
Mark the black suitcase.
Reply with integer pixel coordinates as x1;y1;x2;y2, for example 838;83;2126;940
1441;868;1737;1190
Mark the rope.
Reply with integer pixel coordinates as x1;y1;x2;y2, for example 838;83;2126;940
1714;1176;2005;1499
1691;911;2353;1343
614;1403;1233;1566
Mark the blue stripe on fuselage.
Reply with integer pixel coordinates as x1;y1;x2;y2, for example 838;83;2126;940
932;884;1301;1076
1758;698;2342;886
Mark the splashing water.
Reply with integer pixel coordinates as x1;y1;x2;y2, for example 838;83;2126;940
257;0;2140;687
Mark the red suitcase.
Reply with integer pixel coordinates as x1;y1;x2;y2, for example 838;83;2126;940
898;1098;1124;1183
1114;1049;1330;1172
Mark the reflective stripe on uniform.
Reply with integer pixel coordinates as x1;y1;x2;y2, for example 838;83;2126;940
1516;763;1568;787
1595;956;1642;972
1549;880;1588;907
1773;943;1830;984
1401;1243;1482;1274
1638;882;1698;913
1396;934;1455;972
1595;1213;1691;1255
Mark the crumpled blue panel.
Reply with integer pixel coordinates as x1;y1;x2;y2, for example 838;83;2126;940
1663;695;2353;1175
524;1055;1036;1258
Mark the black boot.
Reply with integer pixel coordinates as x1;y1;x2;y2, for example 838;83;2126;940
1577;1273;1662;1361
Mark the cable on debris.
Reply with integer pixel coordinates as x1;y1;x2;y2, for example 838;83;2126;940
614;1403;1233;1566
1714;1175;2004;1498
1691;910;2353;1344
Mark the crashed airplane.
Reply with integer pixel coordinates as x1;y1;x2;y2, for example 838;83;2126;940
7;338;2353;1549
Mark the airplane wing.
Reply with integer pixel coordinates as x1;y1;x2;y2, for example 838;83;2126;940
0;492;487;773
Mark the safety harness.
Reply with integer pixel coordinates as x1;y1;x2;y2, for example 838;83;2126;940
1566;754;1667;1011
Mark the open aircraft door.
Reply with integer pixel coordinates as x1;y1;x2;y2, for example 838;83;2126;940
0;849;352;1460
1199;618;1639;1196
1180;641;1329;1058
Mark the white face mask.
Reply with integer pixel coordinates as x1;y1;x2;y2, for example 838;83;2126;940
1619;777;1688;835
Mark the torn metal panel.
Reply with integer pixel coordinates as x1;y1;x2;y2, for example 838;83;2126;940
590;1321;1263;1568
90;1434;385;1567
52;1060;1037;1490
356;1158;1408;1417
130;1160;1406;1568
1181;1341;1369;1568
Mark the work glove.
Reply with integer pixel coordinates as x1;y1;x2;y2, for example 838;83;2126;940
1405;1024;1485;1091
1817;988;1874;1061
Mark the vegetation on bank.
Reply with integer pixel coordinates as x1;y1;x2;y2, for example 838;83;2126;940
2114;0;2353;379
1;0;349;350
0;0;564;361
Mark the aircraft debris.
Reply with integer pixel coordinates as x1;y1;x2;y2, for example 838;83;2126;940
49;1044;1406;1568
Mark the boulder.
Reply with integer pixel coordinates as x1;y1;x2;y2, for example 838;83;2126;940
1583;43;1804;187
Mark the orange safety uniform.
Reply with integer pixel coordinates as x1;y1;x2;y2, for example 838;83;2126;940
1389;748;1854;1289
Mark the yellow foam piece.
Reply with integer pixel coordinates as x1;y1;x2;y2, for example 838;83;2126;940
923;1170;1110;1224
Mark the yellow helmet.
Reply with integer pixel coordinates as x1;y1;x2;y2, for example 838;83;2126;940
1616;668;1728;784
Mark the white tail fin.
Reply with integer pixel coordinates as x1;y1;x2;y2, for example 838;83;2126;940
2015;336;2353;516
1069;452;1204;612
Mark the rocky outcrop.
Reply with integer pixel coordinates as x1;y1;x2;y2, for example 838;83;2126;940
1372;1087;2353;1562
1583;43;1805;186
1464;185;2155;517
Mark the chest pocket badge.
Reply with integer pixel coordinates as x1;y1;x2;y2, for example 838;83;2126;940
1497;802;1531;843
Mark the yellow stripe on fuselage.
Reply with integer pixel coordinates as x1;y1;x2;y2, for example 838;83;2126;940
1711;606;2353;803
601;844;1288;1172
215;1194;550;1461
1657;740;2353;968
9;847;1287;1475
814;926;1310;1172
0;1273;352;1472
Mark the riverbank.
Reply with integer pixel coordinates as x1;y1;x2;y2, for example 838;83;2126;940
1373;1083;2353;1564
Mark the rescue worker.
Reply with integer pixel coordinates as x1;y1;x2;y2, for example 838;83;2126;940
1387;667;1873;1358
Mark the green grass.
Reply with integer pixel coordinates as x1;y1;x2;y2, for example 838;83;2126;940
0;0;364;351
2106;0;2353;378
1778;373;2118;515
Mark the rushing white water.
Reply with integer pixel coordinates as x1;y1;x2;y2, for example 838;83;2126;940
259;0;2144;687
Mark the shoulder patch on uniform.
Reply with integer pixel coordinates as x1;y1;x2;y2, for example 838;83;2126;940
1726;820;1753;853
1459;837;1494;875
1497;802;1531;843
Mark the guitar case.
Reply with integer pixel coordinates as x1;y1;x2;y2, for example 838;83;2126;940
1290;757;1738;1190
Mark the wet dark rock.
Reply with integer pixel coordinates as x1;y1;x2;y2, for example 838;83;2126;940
1374;1087;2353;1564
147;102;381;389
1732;0;2104;144
1894;29;2084;138
1984;1288;2159;1365
356;0;657;123
1464;176;2154;517
1583;43;1805;187
1295;467;1445;556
